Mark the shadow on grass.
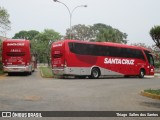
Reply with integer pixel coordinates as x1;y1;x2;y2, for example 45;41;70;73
140;101;160;109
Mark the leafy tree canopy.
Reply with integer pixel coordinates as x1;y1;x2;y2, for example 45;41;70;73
92;23;127;43
150;25;160;48
131;43;152;51
0;7;11;31
65;23;128;44
32;29;61;64
13;30;39;40
66;24;93;41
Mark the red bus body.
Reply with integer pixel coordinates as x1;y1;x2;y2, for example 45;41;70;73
2;39;36;75
51;40;154;78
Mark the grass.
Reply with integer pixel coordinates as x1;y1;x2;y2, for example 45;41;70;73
144;89;160;95
39;66;53;78
0;70;4;75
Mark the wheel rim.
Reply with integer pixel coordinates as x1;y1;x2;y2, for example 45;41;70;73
93;70;99;78
139;70;145;78
141;71;144;77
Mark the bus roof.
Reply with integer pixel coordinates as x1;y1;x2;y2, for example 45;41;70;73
3;39;29;42
3;39;30;47
53;39;150;52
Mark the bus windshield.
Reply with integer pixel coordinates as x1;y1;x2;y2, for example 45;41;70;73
52;51;63;58
145;51;154;66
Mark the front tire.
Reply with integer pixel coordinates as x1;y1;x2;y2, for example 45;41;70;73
90;68;100;79
139;69;145;78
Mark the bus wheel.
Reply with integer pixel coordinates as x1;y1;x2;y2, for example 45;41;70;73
28;71;32;75
8;73;13;76
139;69;145;78
124;75;130;78
90;68;100;79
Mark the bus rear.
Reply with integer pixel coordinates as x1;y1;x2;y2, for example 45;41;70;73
51;41;65;75
2;39;34;75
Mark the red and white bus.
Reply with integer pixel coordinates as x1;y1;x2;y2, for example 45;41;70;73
51;40;154;78
2;39;37;75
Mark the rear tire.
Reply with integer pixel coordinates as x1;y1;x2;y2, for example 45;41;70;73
90;68;100;79
124;75;130;78
28;71;32;75
8;73;13;76
139;69;145;78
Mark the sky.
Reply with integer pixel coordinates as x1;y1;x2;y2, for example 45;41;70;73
0;0;160;46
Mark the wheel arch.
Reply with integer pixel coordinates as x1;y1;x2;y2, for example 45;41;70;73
139;68;146;78
90;66;101;76
139;68;146;75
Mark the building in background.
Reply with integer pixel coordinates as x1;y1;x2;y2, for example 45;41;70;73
0;36;8;41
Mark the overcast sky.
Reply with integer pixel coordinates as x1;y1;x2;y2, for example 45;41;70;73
1;0;160;45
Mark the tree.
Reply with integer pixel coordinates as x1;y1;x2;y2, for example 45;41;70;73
65;23;128;43
130;43;152;51
0;7;11;31
92;23;127;43
13;30;39;40
32;29;61;65
65;24;94;41
150;26;160;48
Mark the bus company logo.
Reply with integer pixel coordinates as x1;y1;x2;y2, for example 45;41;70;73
1;112;42;118
52;43;62;48
2;112;11;117
7;43;25;46
104;58;135;65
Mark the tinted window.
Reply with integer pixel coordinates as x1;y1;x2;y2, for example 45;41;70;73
144;50;154;66
7;52;25;56
53;54;63;58
68;42;145;60
68;42;109;56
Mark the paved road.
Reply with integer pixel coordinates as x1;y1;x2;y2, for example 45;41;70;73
0;69;160;120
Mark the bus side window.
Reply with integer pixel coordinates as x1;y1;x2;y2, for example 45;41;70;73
68;43;75;53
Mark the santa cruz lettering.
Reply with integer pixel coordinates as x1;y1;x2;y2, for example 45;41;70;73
7;43;25;46
104;58;135;65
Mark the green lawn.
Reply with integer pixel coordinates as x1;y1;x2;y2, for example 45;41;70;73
39;67;53;78
0;70;4;75
144;89;160;95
